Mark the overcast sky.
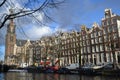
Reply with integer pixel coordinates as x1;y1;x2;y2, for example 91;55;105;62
0;0;120;60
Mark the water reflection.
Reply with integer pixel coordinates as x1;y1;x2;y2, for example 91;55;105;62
1;72;120;80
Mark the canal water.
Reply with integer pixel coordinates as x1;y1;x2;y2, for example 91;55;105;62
0;72;120;80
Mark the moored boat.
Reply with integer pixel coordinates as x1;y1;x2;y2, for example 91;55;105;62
8;69;28;72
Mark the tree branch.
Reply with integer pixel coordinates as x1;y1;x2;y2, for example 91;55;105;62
0;0;49;29
0;0;65;29
0;0;6;7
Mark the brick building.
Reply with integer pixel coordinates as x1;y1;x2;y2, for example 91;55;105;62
5;9;120;67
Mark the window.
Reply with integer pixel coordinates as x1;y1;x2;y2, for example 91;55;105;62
108;26;113;32
113;26;117;32
100;45;103;51
83;41;85;46
107;19;111;25
96;32;98;36
86;35;88;39
83;36;85;40
99;31;102;36
91;39;94;44
91;33;93;38
112;19;116;24
84;47;86;53
116;43;119;48
87;47;90;53
81;48;83;54
92;46;95;52
114;34;118;39
96;45;99;52
10;36;13;41
87;40;90;45
104;28;107;34
99;37;102;43
102;21;106;26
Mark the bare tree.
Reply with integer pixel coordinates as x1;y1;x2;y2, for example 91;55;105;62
0;0;65;29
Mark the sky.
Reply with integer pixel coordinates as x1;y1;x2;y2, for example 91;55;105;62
0;0;120;60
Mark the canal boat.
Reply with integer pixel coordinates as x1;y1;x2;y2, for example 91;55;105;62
92;64;104;70
8;69;28;72
0;64;10;72
56;67;71;74
79;63;107;75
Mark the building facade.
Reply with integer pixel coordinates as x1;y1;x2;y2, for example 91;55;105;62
5;9;120;67
58;9;120;66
